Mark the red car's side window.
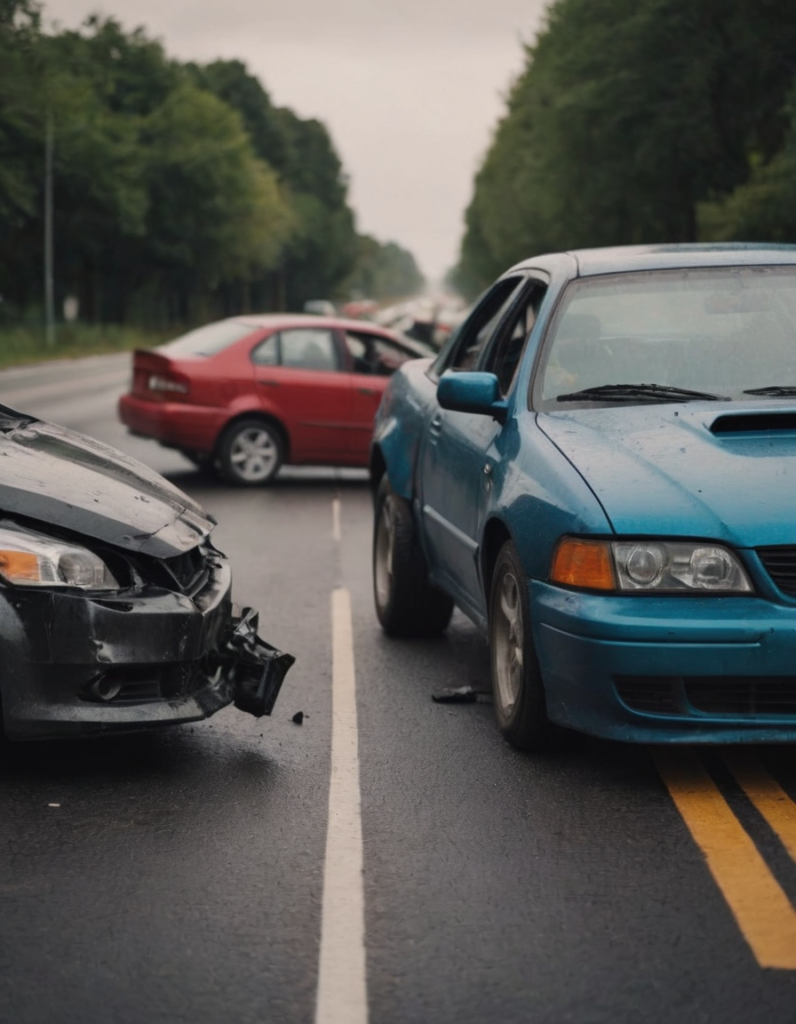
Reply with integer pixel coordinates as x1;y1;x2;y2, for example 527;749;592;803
251;334;278;365
281;329;338;371
250;329;340;372
343;331;414;376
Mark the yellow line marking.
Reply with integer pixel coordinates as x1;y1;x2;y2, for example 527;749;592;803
652;747;796;970
724;750;796;864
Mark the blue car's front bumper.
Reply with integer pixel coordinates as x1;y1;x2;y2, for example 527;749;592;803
532;581;796;743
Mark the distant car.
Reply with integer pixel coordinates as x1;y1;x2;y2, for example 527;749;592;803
0;404;293;740
371;243;796;749
341;300;378;321
304;300;337;316
119;314;428;485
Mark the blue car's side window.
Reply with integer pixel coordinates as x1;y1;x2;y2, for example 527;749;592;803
484;282;549;396
433;276;525;377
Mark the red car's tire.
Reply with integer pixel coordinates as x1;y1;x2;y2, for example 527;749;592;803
373;475;453;637
218;419;284;486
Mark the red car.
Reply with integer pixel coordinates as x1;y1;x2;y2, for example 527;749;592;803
118;314;432;485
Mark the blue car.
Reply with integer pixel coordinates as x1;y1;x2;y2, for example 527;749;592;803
371;243;796;749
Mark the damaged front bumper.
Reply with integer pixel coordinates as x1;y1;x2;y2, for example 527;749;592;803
0;552;294;740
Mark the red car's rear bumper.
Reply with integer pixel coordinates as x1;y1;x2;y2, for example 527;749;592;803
118;394;222;453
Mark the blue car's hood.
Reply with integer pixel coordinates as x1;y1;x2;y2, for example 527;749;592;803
537;403;796;547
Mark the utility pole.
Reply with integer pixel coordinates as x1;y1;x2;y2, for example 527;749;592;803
44;110;55;347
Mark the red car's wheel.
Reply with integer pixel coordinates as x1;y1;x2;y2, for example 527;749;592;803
219;419;284;486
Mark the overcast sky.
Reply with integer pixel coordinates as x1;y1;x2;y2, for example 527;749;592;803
43;0;550;281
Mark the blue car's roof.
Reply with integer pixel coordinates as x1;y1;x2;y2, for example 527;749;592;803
512;242;796;279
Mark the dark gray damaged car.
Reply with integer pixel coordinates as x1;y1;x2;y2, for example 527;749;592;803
0;404;294;740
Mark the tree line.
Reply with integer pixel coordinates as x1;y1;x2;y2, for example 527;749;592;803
452;0;796;297
0;0;423;333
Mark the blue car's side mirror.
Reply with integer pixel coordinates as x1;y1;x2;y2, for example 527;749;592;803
437;371;508;423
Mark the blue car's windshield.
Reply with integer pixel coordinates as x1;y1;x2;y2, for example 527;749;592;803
538;266;796;405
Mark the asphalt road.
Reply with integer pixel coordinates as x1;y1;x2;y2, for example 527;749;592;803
1;354;796;1023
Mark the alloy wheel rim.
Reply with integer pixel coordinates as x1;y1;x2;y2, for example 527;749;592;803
229;428;278;482
494;569;523;715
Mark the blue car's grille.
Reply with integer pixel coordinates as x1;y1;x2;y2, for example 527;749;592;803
686;679;796;715
616;675;796;716
614;676;679;714
756;546;796;596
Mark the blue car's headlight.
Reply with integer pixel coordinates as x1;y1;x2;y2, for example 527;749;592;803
613;541;751;592
551;538;752;593
0;525;119;590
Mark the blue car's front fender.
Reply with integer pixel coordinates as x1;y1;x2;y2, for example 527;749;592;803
483;412;613;584
372;358;437;501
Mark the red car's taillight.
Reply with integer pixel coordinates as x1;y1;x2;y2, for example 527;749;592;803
147;373;190;395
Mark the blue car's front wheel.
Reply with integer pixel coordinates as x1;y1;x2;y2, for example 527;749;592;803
489;541;554;750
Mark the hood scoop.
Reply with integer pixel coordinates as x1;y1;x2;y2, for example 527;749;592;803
710;411;796;435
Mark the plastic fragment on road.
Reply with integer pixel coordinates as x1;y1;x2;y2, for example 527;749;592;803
431;686;492;704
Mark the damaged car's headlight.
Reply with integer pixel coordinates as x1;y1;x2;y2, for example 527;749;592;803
551;538;753;593
0;525;119;590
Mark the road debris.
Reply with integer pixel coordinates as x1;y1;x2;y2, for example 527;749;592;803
432;686;492;704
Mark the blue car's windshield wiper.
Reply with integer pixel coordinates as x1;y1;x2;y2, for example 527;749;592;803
743;385;796;396
556;383;726;403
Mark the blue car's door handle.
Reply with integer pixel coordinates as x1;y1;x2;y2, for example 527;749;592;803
430;415;442;438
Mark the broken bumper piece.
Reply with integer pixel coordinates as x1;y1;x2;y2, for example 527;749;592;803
225;606;295;718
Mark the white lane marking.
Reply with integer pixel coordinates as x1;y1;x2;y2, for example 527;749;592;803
332;497;342;542
315;588;368;1024
0;370;128;405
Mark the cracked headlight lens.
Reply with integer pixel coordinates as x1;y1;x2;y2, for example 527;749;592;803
0;525;119;590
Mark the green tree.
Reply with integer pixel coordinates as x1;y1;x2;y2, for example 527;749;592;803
0;15;314;328
189;59;288;173
344;235;424;300
193;59;359;308
455;0;796;295
0;0;45;313
139;82;294;321
700;90;796;243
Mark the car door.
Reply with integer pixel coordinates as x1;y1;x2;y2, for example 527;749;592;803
341;329;421;462
419;276;547;614
251;327;352;462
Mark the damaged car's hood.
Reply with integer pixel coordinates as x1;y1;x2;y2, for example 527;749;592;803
0;405;214;556
538;402;796;548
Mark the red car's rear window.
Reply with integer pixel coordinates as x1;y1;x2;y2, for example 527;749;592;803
158;320;257;357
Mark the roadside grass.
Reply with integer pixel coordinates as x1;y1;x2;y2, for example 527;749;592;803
0;324;172;369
